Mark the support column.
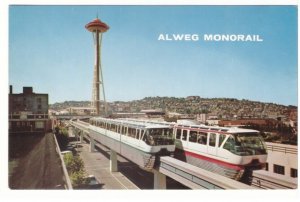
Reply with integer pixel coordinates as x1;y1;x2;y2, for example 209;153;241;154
79;132;83;143
110;150;118;172
153;170;166;189
89;137;95;152
68;127;73;137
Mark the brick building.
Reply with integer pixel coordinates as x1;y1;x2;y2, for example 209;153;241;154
9;86;51;134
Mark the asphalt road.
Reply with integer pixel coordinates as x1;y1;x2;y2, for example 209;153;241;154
9;133;65;189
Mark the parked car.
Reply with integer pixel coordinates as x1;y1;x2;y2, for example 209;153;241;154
61;150;72;156
85;175;102;189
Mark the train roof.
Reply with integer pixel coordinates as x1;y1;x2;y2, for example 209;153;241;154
90;117;172;129
175;124;259;134
118;118;259;134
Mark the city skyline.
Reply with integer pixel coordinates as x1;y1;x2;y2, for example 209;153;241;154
9;5;297;106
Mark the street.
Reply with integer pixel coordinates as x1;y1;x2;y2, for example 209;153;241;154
74;138;188;189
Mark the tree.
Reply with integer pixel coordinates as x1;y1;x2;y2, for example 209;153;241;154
63;153;88;188
64;153;84;174
70;170;88;188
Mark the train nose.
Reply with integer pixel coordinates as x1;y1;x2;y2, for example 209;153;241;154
247;159;265;170
158;148;169;156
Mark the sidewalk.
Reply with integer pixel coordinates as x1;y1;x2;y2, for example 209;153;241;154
74;141;140;189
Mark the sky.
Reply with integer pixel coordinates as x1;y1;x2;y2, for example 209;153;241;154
9;5;297;105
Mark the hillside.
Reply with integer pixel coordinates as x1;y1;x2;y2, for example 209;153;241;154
49;96;297;121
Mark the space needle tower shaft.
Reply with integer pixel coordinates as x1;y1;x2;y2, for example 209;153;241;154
85;18;109;116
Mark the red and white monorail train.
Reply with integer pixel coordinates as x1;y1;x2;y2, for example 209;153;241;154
173;124;267;183
123;119;268;183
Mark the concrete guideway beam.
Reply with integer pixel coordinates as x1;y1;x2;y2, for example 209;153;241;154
158;156;253;189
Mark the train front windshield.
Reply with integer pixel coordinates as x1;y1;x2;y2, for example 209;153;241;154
143;128;174;146
223;133;267;156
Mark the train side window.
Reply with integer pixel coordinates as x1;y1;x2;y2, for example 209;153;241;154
140;129;145;140
133;129;137;137
176;129;181;139
209;133;216;147
111;124;114;131
219;134;226;147
136;129;140;139
198;132;207;145
122;126;127;135
128;128;136;138
223;136;235;152
182;130;187;141
189;131;197;143
127;127;131;136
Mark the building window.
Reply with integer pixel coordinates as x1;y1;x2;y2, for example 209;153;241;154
35;121;44;129
37;98;42;103
265;163;269;171
291;168;298;178
273;164;285;175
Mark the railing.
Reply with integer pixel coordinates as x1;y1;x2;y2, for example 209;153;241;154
251;175;296;189
266;144;297;155
53;133;73;189
69;120;90;134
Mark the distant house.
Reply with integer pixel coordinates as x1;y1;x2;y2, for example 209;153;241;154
9;86;51;134
68;107;94;115
219;119;278;127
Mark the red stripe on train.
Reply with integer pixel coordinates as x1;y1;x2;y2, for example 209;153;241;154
183;150;245;171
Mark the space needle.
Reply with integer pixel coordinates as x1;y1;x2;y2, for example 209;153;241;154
85;18;109;116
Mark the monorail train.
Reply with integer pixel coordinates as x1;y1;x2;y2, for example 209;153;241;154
122;119;268;183
88;117;175;170
173;124;268;184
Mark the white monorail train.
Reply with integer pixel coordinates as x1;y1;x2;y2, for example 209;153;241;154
89;117;175;170
123;119;268;183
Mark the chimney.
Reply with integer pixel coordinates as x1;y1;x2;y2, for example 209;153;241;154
9;85;12;94
23;87;33;94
